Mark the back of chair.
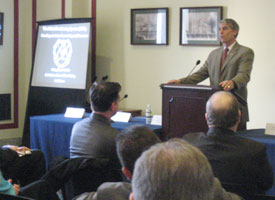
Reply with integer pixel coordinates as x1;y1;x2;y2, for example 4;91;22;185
66;158;122;200
247;194;275;200
70;164;117;194
0;193;34;200
42;157;122;200
222;182;275;200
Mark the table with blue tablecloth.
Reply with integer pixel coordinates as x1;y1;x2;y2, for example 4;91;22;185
30;113;162;169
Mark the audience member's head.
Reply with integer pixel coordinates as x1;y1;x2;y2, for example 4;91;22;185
219;18;239;38
89;82;121;115
206;91;240;130
130;138;216;200
116;124;160;180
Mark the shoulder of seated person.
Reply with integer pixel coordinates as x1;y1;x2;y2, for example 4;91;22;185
182;132;205;139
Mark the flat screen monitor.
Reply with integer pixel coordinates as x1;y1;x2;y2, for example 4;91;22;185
31;20;91;89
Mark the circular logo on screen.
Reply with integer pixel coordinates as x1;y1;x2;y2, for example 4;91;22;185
53;39;73;68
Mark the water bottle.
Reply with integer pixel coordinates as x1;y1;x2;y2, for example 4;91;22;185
145;104;152;124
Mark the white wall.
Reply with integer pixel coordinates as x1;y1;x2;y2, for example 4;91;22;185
97;0;275;129
0;1;14;96
0;1;17;139
0;0;33;139
37;0;62;21
1;0;274;139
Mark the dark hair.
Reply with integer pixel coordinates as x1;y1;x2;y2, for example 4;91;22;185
89;82;121;112
116;124;160;173
206;91;239;128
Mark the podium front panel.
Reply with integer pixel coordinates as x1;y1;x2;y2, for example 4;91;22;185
161;84;220;140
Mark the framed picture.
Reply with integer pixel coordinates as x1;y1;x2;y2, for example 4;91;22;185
0;13;3;45
131;8;168;45
180;7;222;46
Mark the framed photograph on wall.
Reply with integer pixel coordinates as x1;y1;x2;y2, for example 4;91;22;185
0;12;3;45
131;8;168;45
180;7;222;46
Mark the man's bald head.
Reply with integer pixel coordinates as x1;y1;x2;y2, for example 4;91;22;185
206;91;240;129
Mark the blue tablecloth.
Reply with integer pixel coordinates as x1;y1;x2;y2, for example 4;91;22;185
238;129;275;195
30;114;162;169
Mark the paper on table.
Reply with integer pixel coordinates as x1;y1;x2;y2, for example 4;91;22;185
151;115;162;126
64;107;85;118
111;111;131;122
265;123;275;135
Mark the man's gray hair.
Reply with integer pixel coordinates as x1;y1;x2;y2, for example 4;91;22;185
220;18;239;38
206;91;239;128
131;138;215;200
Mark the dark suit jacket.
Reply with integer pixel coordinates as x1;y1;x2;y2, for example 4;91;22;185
0;148;45;187
73;182;132;200
183;127;273;195
0;148;18;169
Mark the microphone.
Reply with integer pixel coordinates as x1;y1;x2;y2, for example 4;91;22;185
91;76;97;84
102;75;108;81
182;60;201;84
119;94;128;102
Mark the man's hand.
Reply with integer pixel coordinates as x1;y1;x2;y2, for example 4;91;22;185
8;179;20;195
167;79;181;84
219;80;235;91
3;145;19;152
3;145;30;152
13;184;20;195
17;146;30;152
3;145;31;157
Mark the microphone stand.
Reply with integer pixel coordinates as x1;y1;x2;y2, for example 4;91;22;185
182;60;201;84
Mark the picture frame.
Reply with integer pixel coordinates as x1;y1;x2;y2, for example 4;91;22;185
131;8;168;45
180;7;222;46
0;12;3;45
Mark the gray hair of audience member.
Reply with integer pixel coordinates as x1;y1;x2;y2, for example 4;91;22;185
131;138;215;200
219;18;239;38
116;124;161;173
89;81;121;112
206;91;239;128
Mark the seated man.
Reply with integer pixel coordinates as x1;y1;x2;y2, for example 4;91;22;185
0;145;45;187
70;81;121;159
73;124;161;200
130;139;241;200
183;91;273;196
70;81;122;180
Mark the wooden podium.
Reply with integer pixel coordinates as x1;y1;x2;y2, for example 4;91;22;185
160;84;220;140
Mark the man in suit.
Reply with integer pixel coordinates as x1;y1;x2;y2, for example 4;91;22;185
70;81;121;158
73;124;161;200
168;18;254;126
70;81;122;180
183;91;273;197
0;145;45;187
130;138;242;200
